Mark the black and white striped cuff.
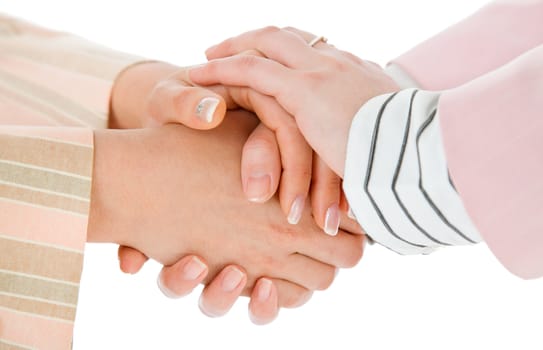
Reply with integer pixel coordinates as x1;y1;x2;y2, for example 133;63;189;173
342;89;482;255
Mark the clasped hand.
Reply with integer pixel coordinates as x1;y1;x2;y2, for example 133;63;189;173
104;26;397;325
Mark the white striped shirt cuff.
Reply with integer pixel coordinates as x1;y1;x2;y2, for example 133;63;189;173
342;89;482;255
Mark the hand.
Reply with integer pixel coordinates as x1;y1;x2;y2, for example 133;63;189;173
189;26;400;176
112;60;358;234
88;111;365;321
118;247;296;324
112;61;287;322
111;61;361;323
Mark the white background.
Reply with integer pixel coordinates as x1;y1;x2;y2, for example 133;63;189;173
2;1;542;349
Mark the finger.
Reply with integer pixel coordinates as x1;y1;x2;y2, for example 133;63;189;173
294;229;366;268
248;278;278;325
339;211;365;235
206;26;321;68
240;278;312;309
245;91;312;223
311;155;342;236
339;190;349;212
270;279;313;309
282;28;365;66
157;256;209;298
241;124;281;203
146;80;227;129
227;86;312;222
199;265;247;318
118;246;148;274
282;27;334;51
189;55;293;105
339;194;365;235
281;253;336;291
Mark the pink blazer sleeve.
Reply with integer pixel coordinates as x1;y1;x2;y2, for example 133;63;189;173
0;14;142;348
391;0;543;90
439;44;543;279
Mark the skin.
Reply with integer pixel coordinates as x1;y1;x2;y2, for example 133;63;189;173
87;112;365;316
190;26;400;177
110;60;364;322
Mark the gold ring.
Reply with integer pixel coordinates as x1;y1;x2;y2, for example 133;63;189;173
308;36;328;47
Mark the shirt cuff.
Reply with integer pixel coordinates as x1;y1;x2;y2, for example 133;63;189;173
342;89;482;255
0;126;93;349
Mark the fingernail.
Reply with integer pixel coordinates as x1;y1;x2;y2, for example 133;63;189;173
246;173;272;203
221;267;244;292
157;271;180;299
182;256;207;280
287;195;305;225
195;97;219;123
324;203;340;236
256;278;272;302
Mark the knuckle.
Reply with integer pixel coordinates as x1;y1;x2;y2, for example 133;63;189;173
237;55;261;70
286;163;312;181
260;25;281;36
243;139;278;164
302;70;326;88
244;133;277;153
171;87;192;107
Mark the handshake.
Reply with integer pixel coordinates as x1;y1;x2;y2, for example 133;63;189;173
89;26;397;324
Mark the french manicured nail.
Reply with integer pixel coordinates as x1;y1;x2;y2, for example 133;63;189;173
195;97;219;123
287;195;305;225
246;173;271;203
157;271;180;299
257;279;273;302
324;203;340;236
221;267;244;292
182;256;207;280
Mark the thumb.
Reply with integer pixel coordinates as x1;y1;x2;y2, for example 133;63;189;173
146;79;227;130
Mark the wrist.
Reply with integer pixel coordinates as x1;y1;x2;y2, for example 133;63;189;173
87;129;136;244
110;61;181;129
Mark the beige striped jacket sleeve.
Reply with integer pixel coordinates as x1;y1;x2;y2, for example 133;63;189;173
0;14;142;349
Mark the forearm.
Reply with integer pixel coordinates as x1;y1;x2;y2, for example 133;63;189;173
390;0;543;90
344;44;543;278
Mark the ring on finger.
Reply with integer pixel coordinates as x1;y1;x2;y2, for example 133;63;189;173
308;35;328;47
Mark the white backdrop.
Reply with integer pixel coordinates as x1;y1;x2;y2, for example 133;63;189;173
2;1;542;349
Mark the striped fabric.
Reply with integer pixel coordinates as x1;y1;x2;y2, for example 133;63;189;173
343;89;482;255
0;14;141;349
